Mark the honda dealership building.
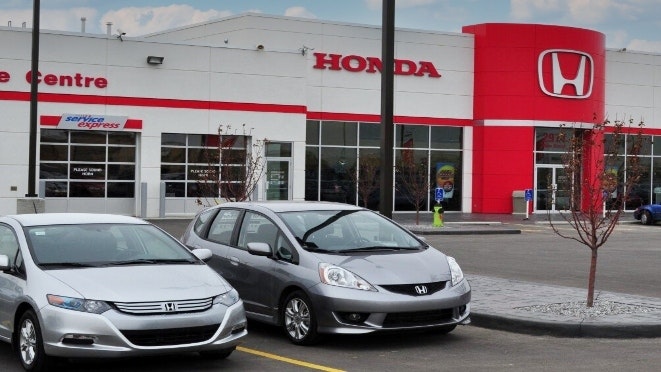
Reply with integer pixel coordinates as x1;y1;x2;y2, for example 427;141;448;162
1;13;661;217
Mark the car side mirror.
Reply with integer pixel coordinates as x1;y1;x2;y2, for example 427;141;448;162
0;254;9;270
191;248;213;262
247;242;273;258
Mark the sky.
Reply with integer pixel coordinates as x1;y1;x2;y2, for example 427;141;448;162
3;0;661;53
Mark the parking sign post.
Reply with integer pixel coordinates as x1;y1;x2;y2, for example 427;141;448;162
524;189;533;220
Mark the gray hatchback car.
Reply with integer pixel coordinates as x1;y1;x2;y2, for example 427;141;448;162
181;201;471;345
0;213;247;371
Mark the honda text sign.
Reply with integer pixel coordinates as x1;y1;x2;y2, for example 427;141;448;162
538;49;594;99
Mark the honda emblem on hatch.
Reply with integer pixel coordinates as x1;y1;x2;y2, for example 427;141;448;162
164;302;176;312
415;285;428;295
538;49;594;99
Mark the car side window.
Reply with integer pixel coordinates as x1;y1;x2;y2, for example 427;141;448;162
193;208;218;237
0;224;20;268
237;212;278;252
207;209;241;245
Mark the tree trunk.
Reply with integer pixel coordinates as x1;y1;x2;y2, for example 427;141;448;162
586;248;598;307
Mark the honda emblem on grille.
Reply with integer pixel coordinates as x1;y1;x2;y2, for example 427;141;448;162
164;302;177;312
415;285;428;295
538;49;594;99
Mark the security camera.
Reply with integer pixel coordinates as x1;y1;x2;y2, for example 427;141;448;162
117;29;126;36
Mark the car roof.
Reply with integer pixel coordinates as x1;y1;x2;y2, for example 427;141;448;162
218;201;364;213
4;213;149;227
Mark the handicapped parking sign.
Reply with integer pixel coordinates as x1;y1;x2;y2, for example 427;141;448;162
524;189;533;202
435;187;444;202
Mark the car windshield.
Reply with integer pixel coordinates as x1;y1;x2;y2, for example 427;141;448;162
25;223;199;268
278;209;423;252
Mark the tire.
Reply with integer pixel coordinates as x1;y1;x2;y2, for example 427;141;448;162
199;346;235;360
16;310;55;372
641;210;652;225
282;290;320;345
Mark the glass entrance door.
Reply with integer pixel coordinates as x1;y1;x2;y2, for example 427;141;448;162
535;166;570;212
265;160;290;200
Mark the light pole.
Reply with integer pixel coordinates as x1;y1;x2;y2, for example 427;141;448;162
27;0;41;197
379;0;395;218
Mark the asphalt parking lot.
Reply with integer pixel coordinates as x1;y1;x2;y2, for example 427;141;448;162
2;215;660;371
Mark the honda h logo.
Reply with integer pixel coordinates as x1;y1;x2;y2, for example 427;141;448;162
538;49;594;99
164;302;177;312
414;285;428;295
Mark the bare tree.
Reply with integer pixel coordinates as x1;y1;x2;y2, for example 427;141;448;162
195;124;267;206
548;117;644;307
348;154;380;208
395;151;430;225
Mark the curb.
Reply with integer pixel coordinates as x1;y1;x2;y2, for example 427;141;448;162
469;312;661;338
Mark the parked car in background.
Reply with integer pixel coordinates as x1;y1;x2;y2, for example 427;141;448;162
633;203;661;225
0;213;247;372
181;201;471;345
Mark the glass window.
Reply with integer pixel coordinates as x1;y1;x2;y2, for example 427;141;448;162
108;147;135;162
431;127;462;149
319;147;356;204
305;147;319;201
396;125;429;149
359;122;380;147
40;129;67;143
266;142;292;157
306;120;320;145
40;145;68;161
321;121;357;146
0;224;20;267
237;212;278;251
107;182;135;198
40;163;67;179
71;131;106;144
71;146;105;162
654;136;661;156
70;182;104;197
207;209;241;245
162;133;186;146
161;148;186;163
107;164;135;180
109;132;136;145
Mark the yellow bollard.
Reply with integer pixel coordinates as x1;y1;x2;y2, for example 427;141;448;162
433;203;444;227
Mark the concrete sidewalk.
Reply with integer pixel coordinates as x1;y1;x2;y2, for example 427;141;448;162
149;212;661;339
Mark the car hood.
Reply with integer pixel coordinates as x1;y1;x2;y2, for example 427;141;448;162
316;248;451;284
46;265;232;302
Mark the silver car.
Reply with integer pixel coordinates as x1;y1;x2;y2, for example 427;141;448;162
181;201;471;345
0;213;247;371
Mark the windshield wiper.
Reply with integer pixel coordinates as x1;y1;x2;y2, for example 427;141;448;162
336;246;422;253
39;262;98;268
106;258;196;266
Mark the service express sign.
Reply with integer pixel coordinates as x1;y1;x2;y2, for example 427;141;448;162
57;114;129;131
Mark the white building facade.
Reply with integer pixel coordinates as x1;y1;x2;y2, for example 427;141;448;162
1;14;660;217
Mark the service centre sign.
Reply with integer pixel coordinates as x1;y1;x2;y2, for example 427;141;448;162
57;114;129;131
0;69;108;88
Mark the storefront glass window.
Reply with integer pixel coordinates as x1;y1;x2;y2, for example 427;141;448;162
39;129;136;198
396;125;429;149
305;121;463;212
321;121;357;146
306;121;320;145
160;133;248;200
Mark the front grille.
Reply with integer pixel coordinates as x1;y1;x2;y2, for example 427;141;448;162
383;308;454;328
113;298;213;315
380;281;447;296
121;324;220;346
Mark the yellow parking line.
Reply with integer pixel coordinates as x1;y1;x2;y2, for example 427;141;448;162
237;346;346;372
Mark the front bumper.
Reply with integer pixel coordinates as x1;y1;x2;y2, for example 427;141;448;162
39;300;247;358
307;279;471;335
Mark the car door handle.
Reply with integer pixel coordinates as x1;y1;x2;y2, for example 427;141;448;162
229;256;240;266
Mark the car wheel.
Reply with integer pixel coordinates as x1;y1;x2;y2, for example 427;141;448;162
641;211;652;225
16;310;55;372
199;346;235;360
282;290;320;345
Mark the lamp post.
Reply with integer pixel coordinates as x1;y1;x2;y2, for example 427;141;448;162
27;0;41;197
379;0;395;218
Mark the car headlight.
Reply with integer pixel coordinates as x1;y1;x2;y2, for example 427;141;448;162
319;263;376;291
447;256;464;286
47;295;112;314
215;288;240;307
